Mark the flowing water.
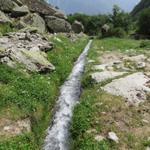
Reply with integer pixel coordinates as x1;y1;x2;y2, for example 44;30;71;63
43;40;92;150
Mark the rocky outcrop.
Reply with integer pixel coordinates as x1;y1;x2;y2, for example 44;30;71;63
11;5;29;17
21;13;46;33
0;10;12;24
0;0;17;12
0;0;71;34
0;31;55;72
46;16;72;33
72;20;84;33
20;0;66;19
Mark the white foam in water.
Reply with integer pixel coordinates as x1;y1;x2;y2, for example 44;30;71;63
43;40;92;150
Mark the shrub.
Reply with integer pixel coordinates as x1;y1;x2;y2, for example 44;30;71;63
111;27;126;38
140;40;150;48
138;8;150;36
0;23;13;35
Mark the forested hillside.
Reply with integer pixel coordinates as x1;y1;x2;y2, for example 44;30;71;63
132;0;150;16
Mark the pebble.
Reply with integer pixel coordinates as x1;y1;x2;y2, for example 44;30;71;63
108;132;119;143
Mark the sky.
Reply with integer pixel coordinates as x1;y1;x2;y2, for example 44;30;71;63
48;0;141;15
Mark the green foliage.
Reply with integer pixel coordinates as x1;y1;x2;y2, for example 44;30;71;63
140;40;150;48
0;23;13;35
111;27;126;38
138;7;150;36
0;134;38;150
110;5;132;33
132;0;150;17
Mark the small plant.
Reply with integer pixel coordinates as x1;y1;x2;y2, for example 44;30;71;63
140;40;150;48
0;23;13;35
81;74;95;88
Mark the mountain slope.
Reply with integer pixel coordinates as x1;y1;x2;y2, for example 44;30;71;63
48;0;140;14
132;0;150;16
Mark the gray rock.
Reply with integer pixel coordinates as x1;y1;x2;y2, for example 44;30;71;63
12;5;29;17
101;24;110;35
21;0;66;19
72;20;84;33
0;32;55;72
13;0;23;6
103;72;150;104
94;135;105;142
46;16;71;33
0;10;12;24
108;132;119;143
0;0;18;12
91;71;126;83
54;11;67;19
21;13;46;33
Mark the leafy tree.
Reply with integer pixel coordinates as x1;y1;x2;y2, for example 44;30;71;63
138;7;150;36
109;5;132;33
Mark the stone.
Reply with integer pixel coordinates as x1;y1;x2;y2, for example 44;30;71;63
54;11;67;19
45;16;71;33
88;59;95;63
103;72;150;104
101;24;110;36
13;0;23;6
21;13;46;33
91;71;126;83
93;64;109;71
123;54;146;63
0;32;55;72
108;132;119;143
20;0;66;19
137;62;146;69
0;0;18;12
72;20;84;33
11;5;29;17
146;147;150;150
0;10;12;24
94;135;105;142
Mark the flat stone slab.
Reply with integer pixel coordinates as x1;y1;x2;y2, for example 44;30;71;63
91;71;126;83
103;72;150;104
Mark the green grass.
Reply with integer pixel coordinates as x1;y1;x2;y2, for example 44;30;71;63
0;34;88;149
70;38;150;150
0;23;13;35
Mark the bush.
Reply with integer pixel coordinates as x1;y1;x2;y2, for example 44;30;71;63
111;27;126;38
138;8;150;36
0;23;13;35
140;40;150;48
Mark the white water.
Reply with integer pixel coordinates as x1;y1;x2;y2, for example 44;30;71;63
43;40;92;150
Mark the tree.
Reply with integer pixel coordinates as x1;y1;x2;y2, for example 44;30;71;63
110;5;132;33
138;7;150;36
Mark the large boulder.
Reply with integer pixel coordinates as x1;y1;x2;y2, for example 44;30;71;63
45;16;71;33
21;13;46;33
20;0;66;19
72;20;84;33
0;0;18;12
0;10;12;24
11;5;29;17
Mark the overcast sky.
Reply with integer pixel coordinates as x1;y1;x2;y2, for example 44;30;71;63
48;0;141;14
